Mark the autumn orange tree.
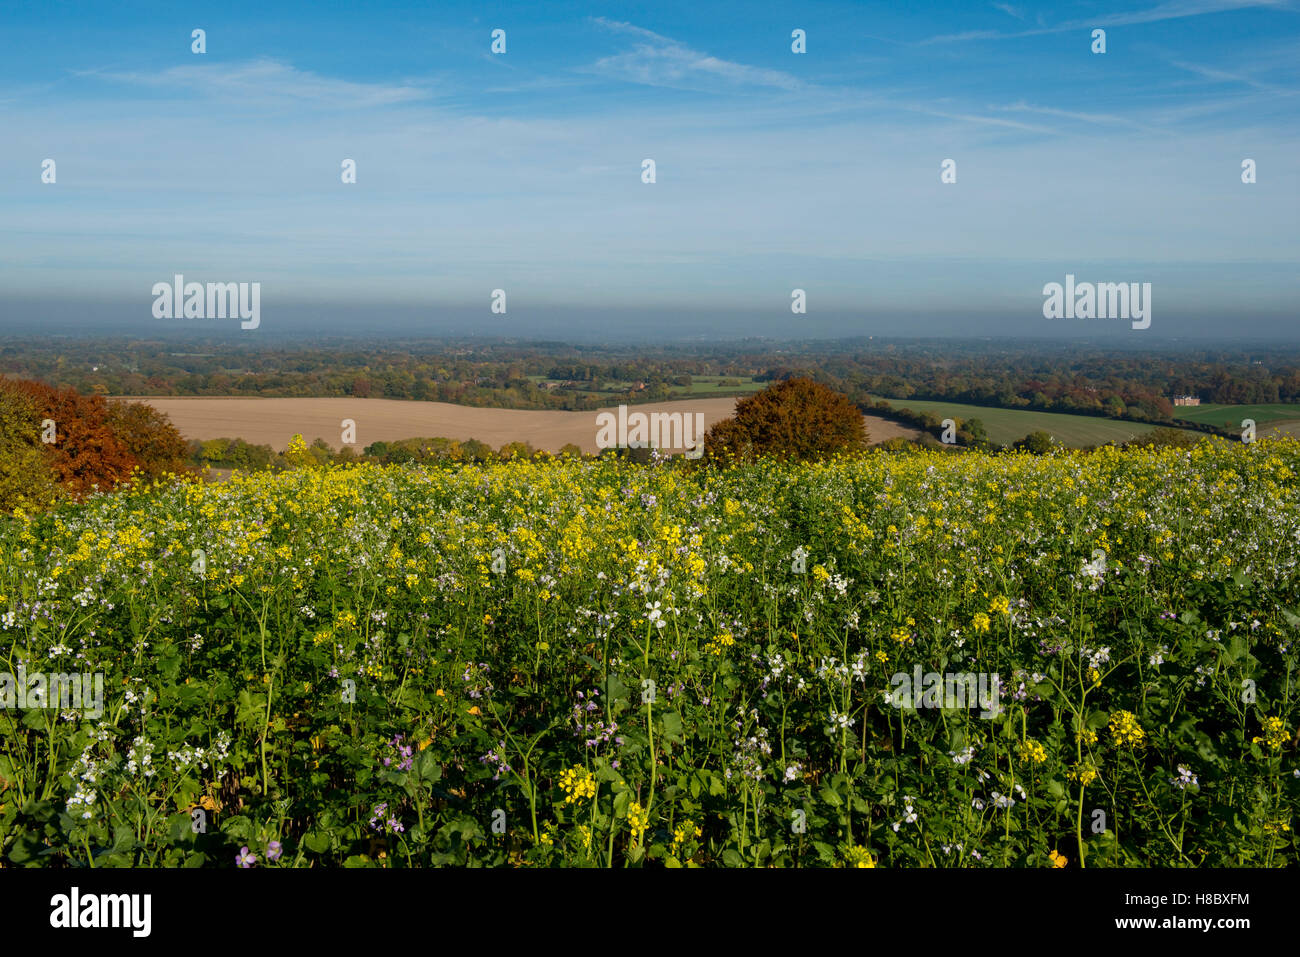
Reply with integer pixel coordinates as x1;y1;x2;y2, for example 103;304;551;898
0;378;190;505
3;378;138;497
703;377;868;463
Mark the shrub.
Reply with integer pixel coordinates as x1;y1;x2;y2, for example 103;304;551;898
105;399;190;480
1013;430;1056;455
1126;427;1203;450
0;384;59;512
703;377;867;463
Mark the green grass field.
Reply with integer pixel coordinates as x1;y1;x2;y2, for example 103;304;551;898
869;397;1198;448
1173;402;1300;430
675;376;765;395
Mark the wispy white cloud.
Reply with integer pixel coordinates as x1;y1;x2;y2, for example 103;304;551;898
910;106;1058;133
1167;56;1299;94
989;100;1155;130
96;58;429;108
992;3;1026;19
924;0;1293;44
585;17;805;92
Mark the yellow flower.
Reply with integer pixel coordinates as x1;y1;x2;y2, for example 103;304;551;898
625;801;650;844
1066;763;1098;786
988;595;1010;615
704;632;736;656
1252;716;1289;751
1018;739;1047;765
1109;710;1147;748
1049;849;1068;868
558;766;597;804
671;821;702;853
972;612;991;634
843;845;876;868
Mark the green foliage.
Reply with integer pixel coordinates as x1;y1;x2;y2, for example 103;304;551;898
1014;430;1056;454
705;378;868;463
104;399;190;479
2;442;1296;868
1126;427;1205;450
0;385;59;513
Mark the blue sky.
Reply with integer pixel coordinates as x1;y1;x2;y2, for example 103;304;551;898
1;0;1297;340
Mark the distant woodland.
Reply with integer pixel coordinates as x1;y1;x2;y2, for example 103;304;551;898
5;336;1300;426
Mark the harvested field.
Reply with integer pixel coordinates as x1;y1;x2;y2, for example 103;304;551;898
118;396;921;454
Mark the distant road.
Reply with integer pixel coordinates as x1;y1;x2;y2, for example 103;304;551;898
117;396;920;453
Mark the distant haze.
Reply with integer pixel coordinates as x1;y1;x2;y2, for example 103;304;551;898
1;294;1297;344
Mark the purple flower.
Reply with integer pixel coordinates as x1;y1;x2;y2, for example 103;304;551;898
266;840;283;862
236;846;257;868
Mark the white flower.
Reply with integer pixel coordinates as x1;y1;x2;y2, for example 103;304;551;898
825;708;854;735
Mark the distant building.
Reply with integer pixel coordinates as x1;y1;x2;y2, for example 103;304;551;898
1172;395;1201;406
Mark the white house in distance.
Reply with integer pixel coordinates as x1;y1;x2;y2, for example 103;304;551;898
1171;395;1201;407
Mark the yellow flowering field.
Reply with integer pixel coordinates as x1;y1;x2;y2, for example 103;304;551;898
1;440;1297;867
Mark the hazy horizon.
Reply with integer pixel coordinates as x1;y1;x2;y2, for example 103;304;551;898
2;295;1299;346
2;0;1297;341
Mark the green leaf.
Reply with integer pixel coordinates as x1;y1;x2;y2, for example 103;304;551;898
414;749;442;783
